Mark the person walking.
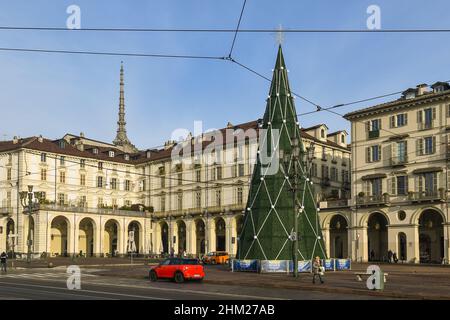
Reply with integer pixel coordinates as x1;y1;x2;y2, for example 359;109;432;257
312;256;324;284
393;252;398;263
0;252;7;273
387;250;393;263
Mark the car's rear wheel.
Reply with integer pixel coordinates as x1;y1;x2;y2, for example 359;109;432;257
149;271;158;282
174;271;185;283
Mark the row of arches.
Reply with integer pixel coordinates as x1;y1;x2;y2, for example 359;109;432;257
327;209;446;263
158;215;244;255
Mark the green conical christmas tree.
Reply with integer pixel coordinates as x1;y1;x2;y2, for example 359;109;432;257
237;46;326;261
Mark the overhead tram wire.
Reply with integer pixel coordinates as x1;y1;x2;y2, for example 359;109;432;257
228;0;248;58
0;47;227;60
2;26;450;33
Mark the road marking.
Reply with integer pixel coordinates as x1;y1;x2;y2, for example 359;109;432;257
0;281;169;300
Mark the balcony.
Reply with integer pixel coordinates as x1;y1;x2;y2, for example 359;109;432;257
40;204;150;217
418;121;434;130
154;203;246;218
319;199;350;209
390;155;408;166
342;181;351;190
356;194;390;206
321;177;331;187
368;130;380;139
409;190;445;202
0;207;13;216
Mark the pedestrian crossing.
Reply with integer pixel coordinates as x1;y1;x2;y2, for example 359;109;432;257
0;270;99;281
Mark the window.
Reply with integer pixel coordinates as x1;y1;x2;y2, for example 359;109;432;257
98;162;103;170
366;145;381;162
237;187;243;205
59;140;66;149
371;178;382;196
112;199;117;209
38;191;46;202
141;180;146;192
418;108;436;129
124;154;130;161
60;156;65;166
397;176;407;195
322;147;326;160
232;164;237;178
195;190;202;208
58;193;66;206
367;119;381;138
177;192;183;211
195;169;201;182
125;200;131;207
216;166;222;180
390;114;408;128
238;164;245;177
41;153;47;163
330;167;338;182
97;197;103;208
160;194;166;212
177;173;182;186
124;180;130;191
341;170;348;183
321;165;329;178
341;134;345;143
80;174;86;186
7;168;11;181
59;171;66;184
41;169;47;181
110;178;117;190
424;137;434;154
79;195;86;207
109;151;115;158
311;163;318;177
80;159;85;169
215;189;222;206
417;173;438;196
97;176;103;188
160;176;165;188
320;129;325;138
93;148;98;154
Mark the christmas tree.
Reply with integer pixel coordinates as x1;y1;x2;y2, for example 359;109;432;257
237;46;326;261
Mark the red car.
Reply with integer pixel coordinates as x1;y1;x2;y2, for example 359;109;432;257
149;258;205;283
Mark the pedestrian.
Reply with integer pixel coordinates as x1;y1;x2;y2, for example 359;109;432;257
0;252;7;273
387;250;393;263
370;249;375;261
312;256;324;284
170;247;175;258
393;252;398;263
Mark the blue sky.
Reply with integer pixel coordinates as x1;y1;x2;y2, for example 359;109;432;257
1;0;450;148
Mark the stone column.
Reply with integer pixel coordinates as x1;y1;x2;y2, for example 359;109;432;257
169;220;178;255
95;218;102;257
186;220;195;255
225;216;232;254
322;228;330;258
206;218;216;253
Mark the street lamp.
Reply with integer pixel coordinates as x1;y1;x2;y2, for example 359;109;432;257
279;137;302;278
19;185;41;263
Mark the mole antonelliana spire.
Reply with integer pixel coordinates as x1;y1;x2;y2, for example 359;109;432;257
113;62;138;153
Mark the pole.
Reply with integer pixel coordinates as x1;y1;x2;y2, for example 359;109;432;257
293;158;298;278
27;192;32;264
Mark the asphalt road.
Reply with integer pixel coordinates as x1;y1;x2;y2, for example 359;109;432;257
0;268;381;300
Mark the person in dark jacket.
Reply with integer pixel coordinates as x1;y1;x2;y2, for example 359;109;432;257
0;252;7;273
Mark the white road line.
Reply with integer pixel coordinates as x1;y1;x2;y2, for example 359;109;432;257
0;281;168;300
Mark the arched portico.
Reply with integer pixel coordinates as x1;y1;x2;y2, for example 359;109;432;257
78;218;95;257
367;212;389;262
418;209;445;263
50;216;70;257
329;214;349;259
103;219;120;256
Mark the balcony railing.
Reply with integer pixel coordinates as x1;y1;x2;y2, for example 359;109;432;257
319;199;350;209
368;130;380;139
39;204;149;217
418;121;434;130
357;194;389;206
0;207;13;215
321;178;331;187
390;155;408;166
154;203;246;218
409;190;445;202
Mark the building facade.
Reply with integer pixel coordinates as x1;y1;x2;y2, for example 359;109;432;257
341;82;450;264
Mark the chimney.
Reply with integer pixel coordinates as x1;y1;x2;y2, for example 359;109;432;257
76;141;84;151
80;132;85;138
38;135;43;143
416;84;428;96
12;136;18;144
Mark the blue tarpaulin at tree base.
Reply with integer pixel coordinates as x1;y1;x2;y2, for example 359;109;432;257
232;259;352;273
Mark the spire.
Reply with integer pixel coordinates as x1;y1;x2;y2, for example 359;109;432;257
113;62;137;153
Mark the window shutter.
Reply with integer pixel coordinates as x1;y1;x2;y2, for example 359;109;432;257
378;145;382;161
390;116;395;128
432;136;437;154
404;113;408;125
417;110;423;123
366;147;371;163
366;121;370;132
417;139;423;156
378;119;382;130
432;108;437;120
391;143;397;159
64;194;69;205
439;172;445;190
405;176;409;193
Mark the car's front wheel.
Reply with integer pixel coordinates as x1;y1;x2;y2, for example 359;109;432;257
149;270;158;282
174;271;185;283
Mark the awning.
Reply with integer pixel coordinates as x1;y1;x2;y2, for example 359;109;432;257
412;167;443;174
361;173;387;181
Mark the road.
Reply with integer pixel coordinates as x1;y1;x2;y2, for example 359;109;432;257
0;268;379;300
